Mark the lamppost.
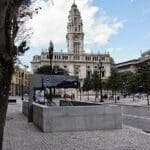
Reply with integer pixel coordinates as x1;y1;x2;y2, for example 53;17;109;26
21;72;24;100
48;40;54;102
98;59;104;102
78;81;82;101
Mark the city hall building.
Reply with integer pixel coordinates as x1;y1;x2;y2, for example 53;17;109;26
31;2;112;82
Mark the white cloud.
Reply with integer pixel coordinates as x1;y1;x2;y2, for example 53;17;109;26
84;47;91;53
27;0;124;50
107;47;123;55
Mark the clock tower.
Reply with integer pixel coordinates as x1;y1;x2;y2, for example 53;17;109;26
66;1;84;54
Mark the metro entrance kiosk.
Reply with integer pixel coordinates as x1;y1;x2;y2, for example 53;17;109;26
28;74;79;122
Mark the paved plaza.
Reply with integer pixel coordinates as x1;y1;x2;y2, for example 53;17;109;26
3;97;150;150
76;95;150;106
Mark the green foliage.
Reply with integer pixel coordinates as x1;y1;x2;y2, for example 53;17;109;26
126;72;139;94
108;68;123;92
120;71;137;94
102;80;109;91
138;63;150;94
35;65;68;75
82;76;92;92
91;71;100;92
108;68;123;102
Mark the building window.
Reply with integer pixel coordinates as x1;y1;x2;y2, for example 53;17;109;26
74;55;80;60
86;56;91;61
102;71;105;77
101;57;105;61
74;17;77;25
87;71;91;78
62;56;69;60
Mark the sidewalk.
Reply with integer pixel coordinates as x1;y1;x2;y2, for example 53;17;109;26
3;97;150;150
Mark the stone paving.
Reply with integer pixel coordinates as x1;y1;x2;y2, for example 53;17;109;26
3;97;150;150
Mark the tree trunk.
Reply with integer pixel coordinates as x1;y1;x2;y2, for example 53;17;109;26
80;90;81;101
95;91;96;101
114;91;117;103
0;62;13;150
107;88;108;95
0;0;27;149
0;96;8;150
133;95;135;102
147;94;149;106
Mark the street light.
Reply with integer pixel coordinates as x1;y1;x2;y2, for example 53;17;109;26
48;40;54;102
78;81;82;101
21;72;24;100
98;59;104;102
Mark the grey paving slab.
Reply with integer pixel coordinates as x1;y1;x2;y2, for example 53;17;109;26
3;97;150;150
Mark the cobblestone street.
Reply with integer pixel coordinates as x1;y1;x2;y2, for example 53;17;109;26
3;98;150;150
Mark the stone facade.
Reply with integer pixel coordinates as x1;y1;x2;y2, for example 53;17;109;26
31;2;112;81
116;50;150;73
10;66;31;96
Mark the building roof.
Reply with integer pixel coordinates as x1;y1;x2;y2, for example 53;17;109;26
42;75;78;88
141;50;150;57
71;0;77;9
71;3;77;8
115;59;138;67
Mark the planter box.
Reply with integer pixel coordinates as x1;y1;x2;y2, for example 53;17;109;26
33;103;122;132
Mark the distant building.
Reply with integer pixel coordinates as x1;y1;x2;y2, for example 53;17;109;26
10;66;31;96
116;50;150;73
31;2;112;82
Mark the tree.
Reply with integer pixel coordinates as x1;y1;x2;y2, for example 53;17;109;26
35;65;68;75
138;63;150;105
126;72;139;101
120;71;133;95
0;1;34;149
91;71;100;101
108;68;123;103
82;76;92;100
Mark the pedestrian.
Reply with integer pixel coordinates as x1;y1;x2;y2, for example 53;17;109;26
117;96;120;101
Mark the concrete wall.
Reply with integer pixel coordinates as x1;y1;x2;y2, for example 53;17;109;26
33;103;122;132
60;100;101;106
23;101;150;132
22;101;29;116
123;105;150;132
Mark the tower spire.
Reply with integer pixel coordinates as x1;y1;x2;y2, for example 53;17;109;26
67;1;84;54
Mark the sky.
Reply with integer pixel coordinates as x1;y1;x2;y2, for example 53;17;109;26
19;0;150;69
